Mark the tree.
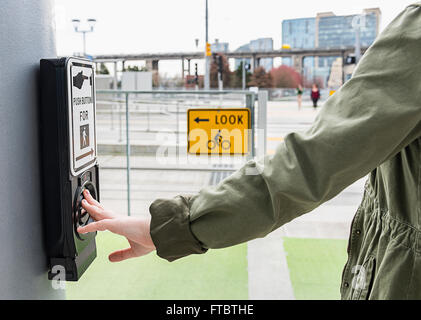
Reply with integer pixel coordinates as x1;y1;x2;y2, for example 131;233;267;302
97;63;110;75
270;65;302;88
231;62;252;88
210;54;233;88
248;66;273;88
125;65;139;72
124;65;149;72
303;76;325;89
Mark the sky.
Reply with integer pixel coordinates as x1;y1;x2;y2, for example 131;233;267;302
54;0;415;76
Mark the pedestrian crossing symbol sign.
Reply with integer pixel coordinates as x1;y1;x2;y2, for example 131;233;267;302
80;124;90;149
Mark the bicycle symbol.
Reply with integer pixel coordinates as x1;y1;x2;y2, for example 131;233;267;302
207;130;231;151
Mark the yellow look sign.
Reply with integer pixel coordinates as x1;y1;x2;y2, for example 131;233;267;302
187;108;251;155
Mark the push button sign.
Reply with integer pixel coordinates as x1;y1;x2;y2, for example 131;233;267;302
67;59;97;176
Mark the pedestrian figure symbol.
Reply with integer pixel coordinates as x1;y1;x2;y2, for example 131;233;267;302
80;124;90;149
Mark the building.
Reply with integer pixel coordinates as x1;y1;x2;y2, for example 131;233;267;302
234;38;274;72
316;9;380;48
282;8;381;86
282;17;316;80
282;17;316;50
211;39;229;53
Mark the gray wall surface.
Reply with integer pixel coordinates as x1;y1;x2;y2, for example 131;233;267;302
0;0;64;299
121;71;153;91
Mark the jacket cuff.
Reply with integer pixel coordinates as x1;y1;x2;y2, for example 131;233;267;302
149;195;208;262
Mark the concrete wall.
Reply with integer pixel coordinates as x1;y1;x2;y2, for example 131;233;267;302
121;71;153;91
96;75;114;90
0;0;64;299
95;75;114;102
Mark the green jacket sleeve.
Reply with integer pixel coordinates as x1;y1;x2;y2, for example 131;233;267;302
150;4;421;262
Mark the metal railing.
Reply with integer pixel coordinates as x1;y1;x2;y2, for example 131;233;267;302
95;89;267;215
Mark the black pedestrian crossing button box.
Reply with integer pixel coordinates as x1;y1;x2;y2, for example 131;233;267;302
40;57;99;281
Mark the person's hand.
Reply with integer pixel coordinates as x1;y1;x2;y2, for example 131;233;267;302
77;189;156;262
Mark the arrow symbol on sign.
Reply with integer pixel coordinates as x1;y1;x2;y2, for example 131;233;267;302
194;117;209;124
73;71;89;89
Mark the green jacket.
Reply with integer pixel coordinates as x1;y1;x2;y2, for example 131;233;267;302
149;3;421;300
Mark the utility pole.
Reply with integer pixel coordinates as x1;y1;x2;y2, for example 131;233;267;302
242;60;250;90
217;54;223;91
0;0;63;299
355;24;361;63
242;59;246;90
204;0;210;90
195;63;199;91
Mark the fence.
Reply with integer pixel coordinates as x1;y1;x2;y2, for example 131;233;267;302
95;89;267;215
265;88;331;101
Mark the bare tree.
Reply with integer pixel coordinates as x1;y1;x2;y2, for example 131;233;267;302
248;66;273;88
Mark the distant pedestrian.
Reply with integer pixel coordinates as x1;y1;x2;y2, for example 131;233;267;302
296;84;303;110
311;84;320;109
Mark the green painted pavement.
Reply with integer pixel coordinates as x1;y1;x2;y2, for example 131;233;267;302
66;231;248;300
283;237;348;300
66;232;347;300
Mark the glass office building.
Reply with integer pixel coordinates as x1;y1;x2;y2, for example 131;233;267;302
282;17;316;49
282;18;316;78
282;8;381;86
317;12;378;48
234;38;274;72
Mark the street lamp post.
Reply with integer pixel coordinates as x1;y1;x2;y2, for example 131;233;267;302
204;0;210;90
72;18;97;57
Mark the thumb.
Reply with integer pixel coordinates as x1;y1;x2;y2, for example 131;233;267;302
108;247;136;263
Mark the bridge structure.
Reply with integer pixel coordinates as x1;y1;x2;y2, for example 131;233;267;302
92;46;368;88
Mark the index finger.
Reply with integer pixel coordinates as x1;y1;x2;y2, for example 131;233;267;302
81;199;107;221
77;219;110;234
83;189;103;209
